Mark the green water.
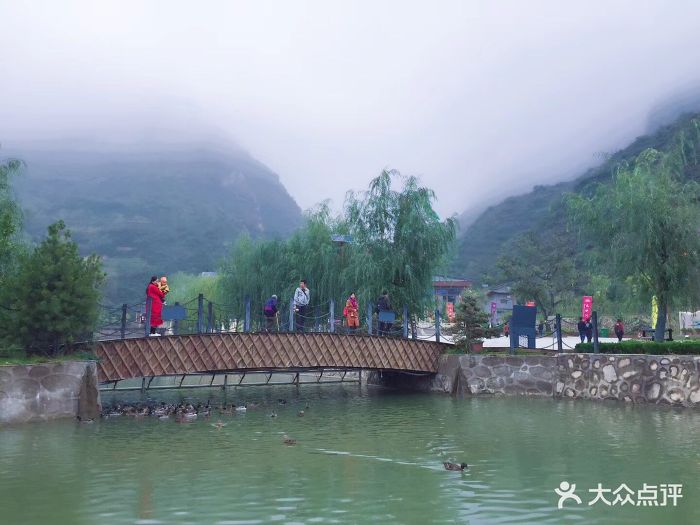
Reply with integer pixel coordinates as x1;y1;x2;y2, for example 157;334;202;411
1;386;699;524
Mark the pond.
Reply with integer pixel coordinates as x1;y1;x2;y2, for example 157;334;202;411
1;385;699;524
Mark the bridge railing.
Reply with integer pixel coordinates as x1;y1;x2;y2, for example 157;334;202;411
94;295;448;342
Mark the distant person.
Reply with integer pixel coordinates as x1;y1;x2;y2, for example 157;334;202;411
344;292;360;333
614;319;625;342
376;290;393;336
146;275;166;336
538;320;545;337
577;317;586;343
293;280;310;332
263;294;278;332
584;318;594;343
503;321;509;337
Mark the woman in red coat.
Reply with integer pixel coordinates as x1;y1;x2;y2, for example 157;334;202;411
146;275;166;335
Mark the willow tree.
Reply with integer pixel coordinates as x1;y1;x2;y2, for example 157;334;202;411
345;169;457;315
568;146;700;341
219;203;352;322
218;170;456;323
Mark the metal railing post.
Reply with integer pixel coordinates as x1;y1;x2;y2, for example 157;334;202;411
592;310;600;354
435;308;441;343
289;301;295;332
207;301;214;333
244;296;251;332
120;303;127;340
556;313;563;353
403;304;408;338
367;303;373;335
329;299;335;333
144;297;152;337
197;294;204;334
173;302;180;335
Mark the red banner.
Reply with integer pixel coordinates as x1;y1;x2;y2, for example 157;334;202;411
582;296;593;321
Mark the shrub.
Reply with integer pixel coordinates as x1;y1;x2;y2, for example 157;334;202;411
575;340;700;355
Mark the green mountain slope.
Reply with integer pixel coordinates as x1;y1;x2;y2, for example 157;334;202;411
452;112;700;280
10;147;302;302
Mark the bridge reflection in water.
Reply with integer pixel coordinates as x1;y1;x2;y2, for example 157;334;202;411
95;332;446;390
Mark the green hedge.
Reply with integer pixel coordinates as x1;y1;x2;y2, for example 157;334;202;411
575;340;700;355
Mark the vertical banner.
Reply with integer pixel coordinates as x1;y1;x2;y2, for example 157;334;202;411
651;296;658;329
490;301;497;325
582;296;593;320
446;302;455;322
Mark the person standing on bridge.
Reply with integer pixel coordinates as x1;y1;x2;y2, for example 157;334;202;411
264;294;279;332
376;290;393;336
344;292;360;333
293;280;310;332
146;275;166;336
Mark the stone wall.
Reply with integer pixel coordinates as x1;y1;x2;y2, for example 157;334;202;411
416;353;700;408
0;361;101;425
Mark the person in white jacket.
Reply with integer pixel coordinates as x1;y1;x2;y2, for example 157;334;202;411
293;279;310;332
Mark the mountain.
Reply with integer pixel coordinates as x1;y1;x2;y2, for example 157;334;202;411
9;146;302;302
451;112;700;280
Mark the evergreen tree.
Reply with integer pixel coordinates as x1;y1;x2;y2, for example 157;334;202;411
3;221;105;356
449;291;494;351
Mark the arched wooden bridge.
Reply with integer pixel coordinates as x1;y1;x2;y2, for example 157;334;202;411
94;332;446;384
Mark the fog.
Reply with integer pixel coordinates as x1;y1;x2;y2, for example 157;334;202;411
2;0;700;219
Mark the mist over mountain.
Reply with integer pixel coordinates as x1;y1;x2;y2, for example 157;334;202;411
452;110;700;281
8;145;302;302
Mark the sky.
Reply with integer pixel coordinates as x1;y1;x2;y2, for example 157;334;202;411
2;0;700;219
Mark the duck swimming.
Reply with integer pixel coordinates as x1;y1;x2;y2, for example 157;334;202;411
443;462;468;471
282;434;297;445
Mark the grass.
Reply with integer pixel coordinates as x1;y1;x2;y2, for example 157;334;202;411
0;347;98;366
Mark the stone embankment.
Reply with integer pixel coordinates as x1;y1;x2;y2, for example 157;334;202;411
375;354;700;408
429;354;700;408
0;361;101;425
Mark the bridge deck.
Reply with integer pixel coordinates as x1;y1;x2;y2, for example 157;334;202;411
94;332;445;383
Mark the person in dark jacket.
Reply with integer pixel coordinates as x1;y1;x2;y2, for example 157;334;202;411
263;295;278;332
584;318;594;343
614;319;624;342
577;317;586;343
376;291;393;336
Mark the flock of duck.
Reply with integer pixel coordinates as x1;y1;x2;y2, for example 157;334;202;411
100;398;307;443
99;398;467;469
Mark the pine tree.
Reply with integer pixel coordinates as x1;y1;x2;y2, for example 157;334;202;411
3;221;105;356
450;292;494;351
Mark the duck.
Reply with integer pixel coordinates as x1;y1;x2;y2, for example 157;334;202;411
269;411;277;418
297;410;305;417
278;399;287;405
282;434;297;445
443;462;468;471
211;420;227;430
235;404;247;413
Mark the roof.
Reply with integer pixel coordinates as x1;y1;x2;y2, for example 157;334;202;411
432;275;472;287
486;285;511;295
